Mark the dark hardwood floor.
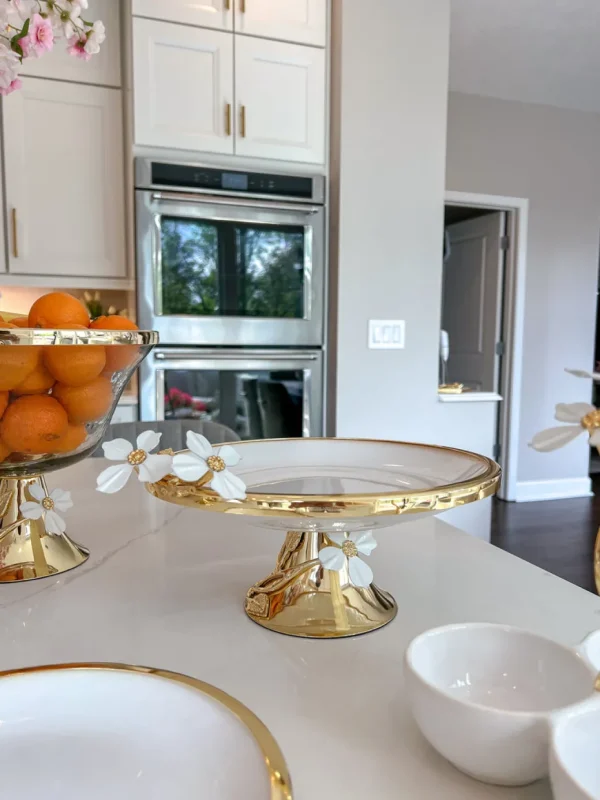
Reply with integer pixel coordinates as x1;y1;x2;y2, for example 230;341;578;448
491;477;600;593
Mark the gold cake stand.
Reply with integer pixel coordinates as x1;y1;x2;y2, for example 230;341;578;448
148;439;501;639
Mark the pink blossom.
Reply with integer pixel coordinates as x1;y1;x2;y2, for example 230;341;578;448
67;34;91;61
0;78;22;96
19;13;54;59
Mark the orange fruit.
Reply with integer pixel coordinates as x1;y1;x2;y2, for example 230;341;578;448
11;317;30;328
46;423;87;454
53;376;113;424
91;316;139;373
0;341;38;391
0;321;16;328
28;292;90;329
12;358;54;395
45;344;106;387
0;391;8;417
0;439;10;462
0;395;68;454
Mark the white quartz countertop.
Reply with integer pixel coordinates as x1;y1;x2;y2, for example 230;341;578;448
3;459;600;799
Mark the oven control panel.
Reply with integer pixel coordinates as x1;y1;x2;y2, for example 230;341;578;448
150;162;318;201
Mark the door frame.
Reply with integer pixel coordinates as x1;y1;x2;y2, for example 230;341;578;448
445;190;529;502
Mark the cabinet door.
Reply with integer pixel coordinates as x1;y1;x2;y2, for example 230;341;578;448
133;0;233;31
133;18;234;153
20;0;122;87
4;79;126;279
235;37;325;163
236;0;327;47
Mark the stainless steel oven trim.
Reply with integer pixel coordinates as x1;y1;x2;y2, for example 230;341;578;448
140;348;324;438
136;190;325;347
135;158;326;205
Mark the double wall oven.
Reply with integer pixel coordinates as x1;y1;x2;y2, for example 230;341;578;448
135;159;326;439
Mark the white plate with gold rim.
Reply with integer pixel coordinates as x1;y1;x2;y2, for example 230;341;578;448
149;439;500;640
0;664;291;799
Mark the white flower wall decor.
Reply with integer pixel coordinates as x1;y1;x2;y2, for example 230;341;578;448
20;484;73;535
318;531;378;588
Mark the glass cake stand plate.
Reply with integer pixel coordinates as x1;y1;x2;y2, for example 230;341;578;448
0;664;290;800
149;439;501;640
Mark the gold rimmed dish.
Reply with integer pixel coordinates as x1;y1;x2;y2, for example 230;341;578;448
0;662;291;800
148;438;501;639
0;328;158;581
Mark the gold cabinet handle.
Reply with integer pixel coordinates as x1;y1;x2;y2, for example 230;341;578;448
240;105;246;137
224;0;230;8
11;208;18;258
225;102;232;136
240;0;245;12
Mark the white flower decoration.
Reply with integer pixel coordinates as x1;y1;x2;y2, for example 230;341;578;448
566;368;600;381
318;531;378;588
20;485;73;535
96;430;173;494
172;432;246;501
530;402;600;452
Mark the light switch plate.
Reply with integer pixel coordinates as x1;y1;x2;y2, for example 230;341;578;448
368;320;405;349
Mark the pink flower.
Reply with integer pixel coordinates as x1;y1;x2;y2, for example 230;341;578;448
19;14;54;59
0;78;22;96
67;34;91;61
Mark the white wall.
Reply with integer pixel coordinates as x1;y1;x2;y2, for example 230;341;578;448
332;0;450;440
330;1;497;538
446;92;600;498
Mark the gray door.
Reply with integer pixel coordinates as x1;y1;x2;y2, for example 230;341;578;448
442;212;505;392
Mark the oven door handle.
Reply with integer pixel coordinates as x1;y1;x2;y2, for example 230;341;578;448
154;351;320;362
150;191;321;215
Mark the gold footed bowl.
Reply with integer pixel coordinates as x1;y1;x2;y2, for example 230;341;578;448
0;328;158;582
149;438;501;639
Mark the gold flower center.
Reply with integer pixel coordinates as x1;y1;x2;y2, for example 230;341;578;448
207;455;226;473
41;497;54;511
128;449;147;466
341;540;358;558
582;410;600;432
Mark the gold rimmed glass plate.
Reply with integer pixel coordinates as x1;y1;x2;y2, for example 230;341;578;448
149;439;501;640
0;663;291;799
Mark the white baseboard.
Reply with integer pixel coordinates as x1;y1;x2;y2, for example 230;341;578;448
514;477;592;503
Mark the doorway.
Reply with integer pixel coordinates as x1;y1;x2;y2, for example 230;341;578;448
443;191;529;502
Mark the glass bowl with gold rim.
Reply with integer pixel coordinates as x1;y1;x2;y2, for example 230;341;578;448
0;327;158;582
148;438;501;640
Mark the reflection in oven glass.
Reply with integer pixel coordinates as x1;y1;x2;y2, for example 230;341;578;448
164;370;304;439
160;216;306;319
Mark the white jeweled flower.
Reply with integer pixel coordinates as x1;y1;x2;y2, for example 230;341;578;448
318;531;378;588
172;431;246;501
530;403;600;452
96;430;173;494
20;485;73;535
565;368;600;381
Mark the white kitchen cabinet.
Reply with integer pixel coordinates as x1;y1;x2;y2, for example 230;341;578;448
20;0;122;87
236;0;327;47
133;18;234;154
235;37;325;163
3;79;127;280
133;0;233;31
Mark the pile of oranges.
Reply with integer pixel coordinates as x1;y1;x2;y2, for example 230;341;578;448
0;291;139;464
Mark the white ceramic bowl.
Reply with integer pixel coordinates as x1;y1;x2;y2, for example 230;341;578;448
404;623;600;786
550;703;600;799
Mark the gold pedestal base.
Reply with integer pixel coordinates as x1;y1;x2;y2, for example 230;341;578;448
0;477;89;583
245;531;397;638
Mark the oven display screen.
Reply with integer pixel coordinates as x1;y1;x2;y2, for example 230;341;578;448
221;172;248;191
